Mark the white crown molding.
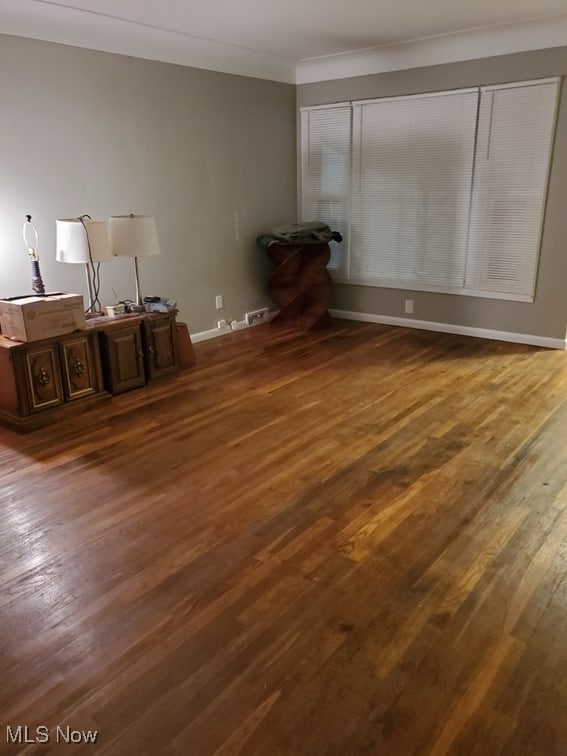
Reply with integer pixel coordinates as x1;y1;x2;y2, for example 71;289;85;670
296;16;567;84
0;0;296;83
1;2;566;85
329;309;567;350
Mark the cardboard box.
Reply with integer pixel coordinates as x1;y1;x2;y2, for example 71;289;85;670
0;293;86;342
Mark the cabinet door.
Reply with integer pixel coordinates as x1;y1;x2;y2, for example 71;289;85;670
59;334;99;400
143;318;179;380
102;326;145;394
24;344;64;412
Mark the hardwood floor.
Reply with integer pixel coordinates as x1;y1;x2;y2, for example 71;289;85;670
1;318;567;755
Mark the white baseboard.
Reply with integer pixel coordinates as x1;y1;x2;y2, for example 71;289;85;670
329;309;567;350
191;326;231;343
191;315;269;343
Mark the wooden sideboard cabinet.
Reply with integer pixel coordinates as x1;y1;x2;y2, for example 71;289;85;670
92;311;179;395
0;311;182;431
0;330;108;431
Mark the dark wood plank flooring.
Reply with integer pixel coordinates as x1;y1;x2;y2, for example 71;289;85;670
1;319;567;755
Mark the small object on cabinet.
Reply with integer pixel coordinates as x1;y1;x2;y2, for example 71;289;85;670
104;304;127;317
144;297;177;313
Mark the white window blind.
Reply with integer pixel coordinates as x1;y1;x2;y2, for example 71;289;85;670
350;90;479;286
465;80;559;298
300;105;351;272
299;77;559;301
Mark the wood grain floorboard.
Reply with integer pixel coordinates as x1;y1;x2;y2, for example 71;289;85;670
1;319;567;755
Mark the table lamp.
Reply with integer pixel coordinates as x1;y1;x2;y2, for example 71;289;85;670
23;215;46;295
56;216;112;313
108;214;160;307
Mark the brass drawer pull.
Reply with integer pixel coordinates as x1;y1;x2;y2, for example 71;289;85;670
72;358;86;377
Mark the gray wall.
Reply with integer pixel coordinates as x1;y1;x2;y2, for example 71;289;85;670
298;47;567;341
0;35;296;333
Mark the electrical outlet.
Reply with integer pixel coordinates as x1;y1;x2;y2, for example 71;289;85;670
245;308;270;326
217;318;227;329
215;295;223;310
404;299;414;314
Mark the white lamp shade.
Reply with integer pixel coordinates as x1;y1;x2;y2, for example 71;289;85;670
56;218;112;264
109;215;160;258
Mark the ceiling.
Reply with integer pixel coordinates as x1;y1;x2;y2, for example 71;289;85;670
2;0;567;83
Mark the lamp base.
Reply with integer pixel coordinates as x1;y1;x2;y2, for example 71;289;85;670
30;261;46;295
134;256;144;307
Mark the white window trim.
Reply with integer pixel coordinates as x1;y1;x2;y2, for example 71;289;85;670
330;274;535;302
352;86;479;105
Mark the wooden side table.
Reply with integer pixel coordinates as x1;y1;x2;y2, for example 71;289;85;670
265;242;332;330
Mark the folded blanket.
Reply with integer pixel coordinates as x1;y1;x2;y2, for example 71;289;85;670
257;221;342;247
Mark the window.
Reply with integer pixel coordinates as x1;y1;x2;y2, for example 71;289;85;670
299;78;559;301
300;105;351;270
466;80;559;297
